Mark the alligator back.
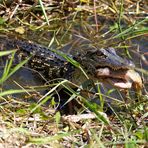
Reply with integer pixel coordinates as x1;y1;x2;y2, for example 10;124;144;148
0;35;74;80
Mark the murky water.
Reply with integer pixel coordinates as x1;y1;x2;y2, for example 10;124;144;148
132;36;148;70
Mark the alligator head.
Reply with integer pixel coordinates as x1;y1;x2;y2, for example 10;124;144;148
78;47;142;90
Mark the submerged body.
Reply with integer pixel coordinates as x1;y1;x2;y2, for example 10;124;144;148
0;35;142;90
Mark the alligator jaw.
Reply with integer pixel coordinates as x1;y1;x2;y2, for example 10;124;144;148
96;68;142;90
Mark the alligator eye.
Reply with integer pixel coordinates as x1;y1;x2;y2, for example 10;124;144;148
96;51;106;58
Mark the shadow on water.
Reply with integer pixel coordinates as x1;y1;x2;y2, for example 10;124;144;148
0;67;47;101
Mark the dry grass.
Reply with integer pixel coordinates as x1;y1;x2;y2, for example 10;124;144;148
0;0;147;147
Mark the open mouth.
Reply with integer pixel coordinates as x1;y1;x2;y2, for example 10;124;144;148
95;67;142;90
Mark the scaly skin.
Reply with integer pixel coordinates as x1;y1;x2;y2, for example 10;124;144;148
0;35;142;90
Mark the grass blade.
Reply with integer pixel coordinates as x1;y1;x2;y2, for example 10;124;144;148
38;0;49;25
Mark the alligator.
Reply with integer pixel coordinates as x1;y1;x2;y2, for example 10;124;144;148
0;35;142;91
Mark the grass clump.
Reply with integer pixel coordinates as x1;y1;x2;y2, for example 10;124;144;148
0;0;147;147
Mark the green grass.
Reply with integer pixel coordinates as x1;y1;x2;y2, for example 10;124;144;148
0;50;30;84
0;0;147;147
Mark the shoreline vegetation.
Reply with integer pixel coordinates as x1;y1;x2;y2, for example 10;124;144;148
0;1;147;147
